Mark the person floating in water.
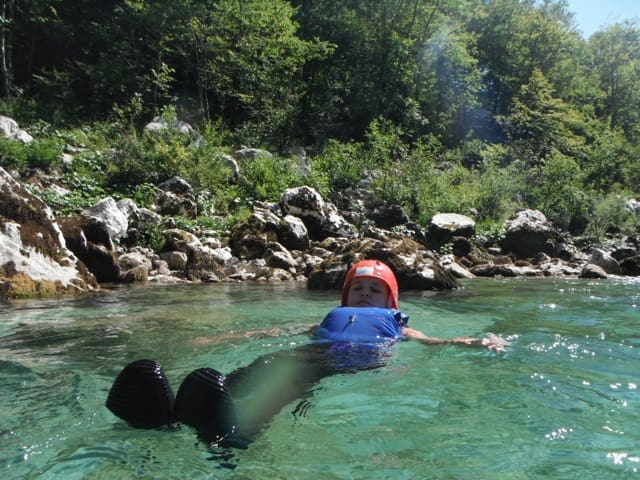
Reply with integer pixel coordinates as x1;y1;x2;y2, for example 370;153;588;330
106;260;507;447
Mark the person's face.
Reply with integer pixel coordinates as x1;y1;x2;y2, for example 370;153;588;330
345;277;391;308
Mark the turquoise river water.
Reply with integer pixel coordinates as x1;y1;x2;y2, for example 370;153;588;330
0;277;638;479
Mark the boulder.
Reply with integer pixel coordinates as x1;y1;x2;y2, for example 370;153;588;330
229;204;280;259
221;154;241;183
234;146;273;160
162;228;201;254
155;176;198;218
184;245;228;282
280;186;353;240
579;263;608;279
116;198;162;230
500;209;557;259
120;265;149;283
470;263;543;277
620;255;640;276
278;214;309;251
264;243;297;272
0;116;33;143
159;251;188;271
369;204;410;229
86;197;129;242
58;216;121;283
118;249;154;272
144;116;199;139
0;167;98;298
587;248;621;275
307;236;459;291
428;213;476;250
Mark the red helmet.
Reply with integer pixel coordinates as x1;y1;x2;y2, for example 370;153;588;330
341;259;399;309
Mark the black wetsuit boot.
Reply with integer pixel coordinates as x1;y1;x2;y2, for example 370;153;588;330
106;360;240;446
106;359;175;429
174;367;238;445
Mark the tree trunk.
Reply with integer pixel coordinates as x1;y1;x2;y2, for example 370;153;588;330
0;0;10;97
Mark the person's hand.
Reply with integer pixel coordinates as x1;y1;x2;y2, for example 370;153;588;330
479;332;508;353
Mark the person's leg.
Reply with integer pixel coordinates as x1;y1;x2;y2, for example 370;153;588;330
106;343;388;445
106;360;242;446
174;367;238;445
106;359;175;428
224;343;335;441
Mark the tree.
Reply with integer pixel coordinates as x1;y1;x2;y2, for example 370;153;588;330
0;0;14;97
171;0;330;145
500;68;586;164
294;0;479;144
588;21;640;142
469;0;583;134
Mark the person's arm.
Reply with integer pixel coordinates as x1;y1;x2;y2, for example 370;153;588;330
402;327;507;353
190;323;319;347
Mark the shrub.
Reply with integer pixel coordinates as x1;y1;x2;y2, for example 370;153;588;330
239;152;306;201
312;139;368;191
586;193;640;240
530;151;588;230
0;136;63;172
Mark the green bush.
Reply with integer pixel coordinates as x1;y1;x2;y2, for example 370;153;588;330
0;137;28;169
136;224;166;253
475;221;506;247
367;125;440;214
239;152;306;201
0;136;63;172
586;193;640;240
312;139;369;191
107;129;193;187
530;151;588;230
132;183;158;209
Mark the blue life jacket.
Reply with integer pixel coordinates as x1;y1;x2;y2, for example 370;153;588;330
313;307;409;346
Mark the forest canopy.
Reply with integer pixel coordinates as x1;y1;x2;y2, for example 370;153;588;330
1;0;639;239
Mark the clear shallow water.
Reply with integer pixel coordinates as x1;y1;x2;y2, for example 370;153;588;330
0;278;639;479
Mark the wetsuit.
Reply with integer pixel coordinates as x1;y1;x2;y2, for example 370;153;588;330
224;307;408;441
107;307;409;447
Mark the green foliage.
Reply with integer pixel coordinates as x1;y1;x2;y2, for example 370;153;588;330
501;69;587;164
239;153;306;202
475;151;522;221
171;0;331;144
589;22;640;142
132;183;158;210
415;163;480;223
136;224;166;253
586;193;640;240
167;205;251;235
530;150;588;230
365;118;412;204
107;128;192;187
0;136;63;172
583;129;638;193
197;206;252;233
411;140;522;225
0;96;39;126
0;137;28;169
24;149;108;216
475;221;506;248
311;139;369;191
2;0;640;240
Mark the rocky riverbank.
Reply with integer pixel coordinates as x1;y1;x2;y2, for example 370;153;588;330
1;114;639;300
2;161;640;301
